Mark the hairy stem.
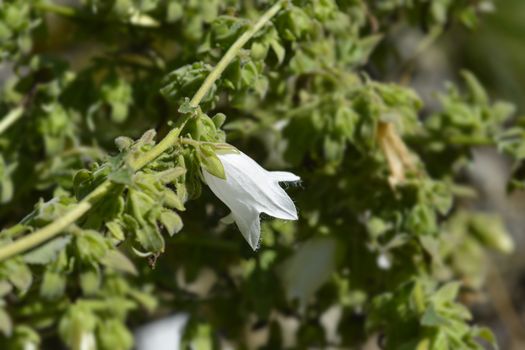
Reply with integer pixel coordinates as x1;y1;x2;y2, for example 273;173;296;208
189;0;283;107
0;1;284;262
0;180;112;262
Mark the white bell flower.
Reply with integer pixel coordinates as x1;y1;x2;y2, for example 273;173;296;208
203;151;300;250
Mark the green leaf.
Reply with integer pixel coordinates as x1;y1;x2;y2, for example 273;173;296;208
198;144;226;179
211;113;227;128
101;76;133;123
469;213;514;254
432;282;461;304
178;99;197;115
80;269;100;296
76;230;109;263
270;38;285;64
129;289;157;312
40;270;66;300
24;236;71;265
97;319;133;350
192;324;213;350
163;189;186;211
421;304;448;327
108;166;134;185
106;221;126;241
135;224;165;254
461;70;488;105
473;327;498;350
0;281;12;297
159;210;184;236
5;260;32;293
59;304;97;350
0;308;12;337
101;249;138;276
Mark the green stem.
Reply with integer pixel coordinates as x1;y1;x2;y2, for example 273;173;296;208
189;0;283;107
0;180;112;262
0;1;284;262
449;135;493;146
0;107;24;135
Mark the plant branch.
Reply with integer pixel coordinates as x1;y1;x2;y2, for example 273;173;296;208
189;0;283;107
0;1;285;262
0;180;112;262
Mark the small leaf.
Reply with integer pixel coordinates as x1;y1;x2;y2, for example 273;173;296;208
106;221;125;241
178;98;198;114
101;250;138;275
24;236;71;264
129;290;157;312
80;269;100;296
163;189;186;211
157;167;186;184
0;309;12;337
6;260;32;293
135;224;165;253
108;166;134;185
0;281;12;297
76;230;109;263
461;70;488;105
432;282;461;304
270;39;285;64
97;319;133;350
159;210;184;236
211;113;227;128
473;326;498;349
115;136;134;151
40;270;66;300
421;304;448;327
198;145;226;179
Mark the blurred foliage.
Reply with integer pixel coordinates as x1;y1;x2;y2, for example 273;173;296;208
0;0;523;349
454;0;525;113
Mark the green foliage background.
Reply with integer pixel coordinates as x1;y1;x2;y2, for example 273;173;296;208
0;0;524;349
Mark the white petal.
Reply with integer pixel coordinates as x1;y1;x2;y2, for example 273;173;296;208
80;332;96;350
270;171;301;183
220;212;235;224
218;152;298;219
203;151;299;250
230;203;261;250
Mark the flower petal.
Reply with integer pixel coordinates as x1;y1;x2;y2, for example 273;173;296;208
220;212;235;224
203;151;299;250
230;203;261;250
256;184;298;221
219;153;298;220
270;171;301;183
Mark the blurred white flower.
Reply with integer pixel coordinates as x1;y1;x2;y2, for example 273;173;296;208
80;332;96;350
377;253;391;270
23;342;37;350
203;151;300;250
135;314;188;350
277;237;337;308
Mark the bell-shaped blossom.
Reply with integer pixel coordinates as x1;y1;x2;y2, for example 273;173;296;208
203;151;300;250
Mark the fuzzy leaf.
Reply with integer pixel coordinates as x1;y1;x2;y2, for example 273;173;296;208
24;236;71;265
